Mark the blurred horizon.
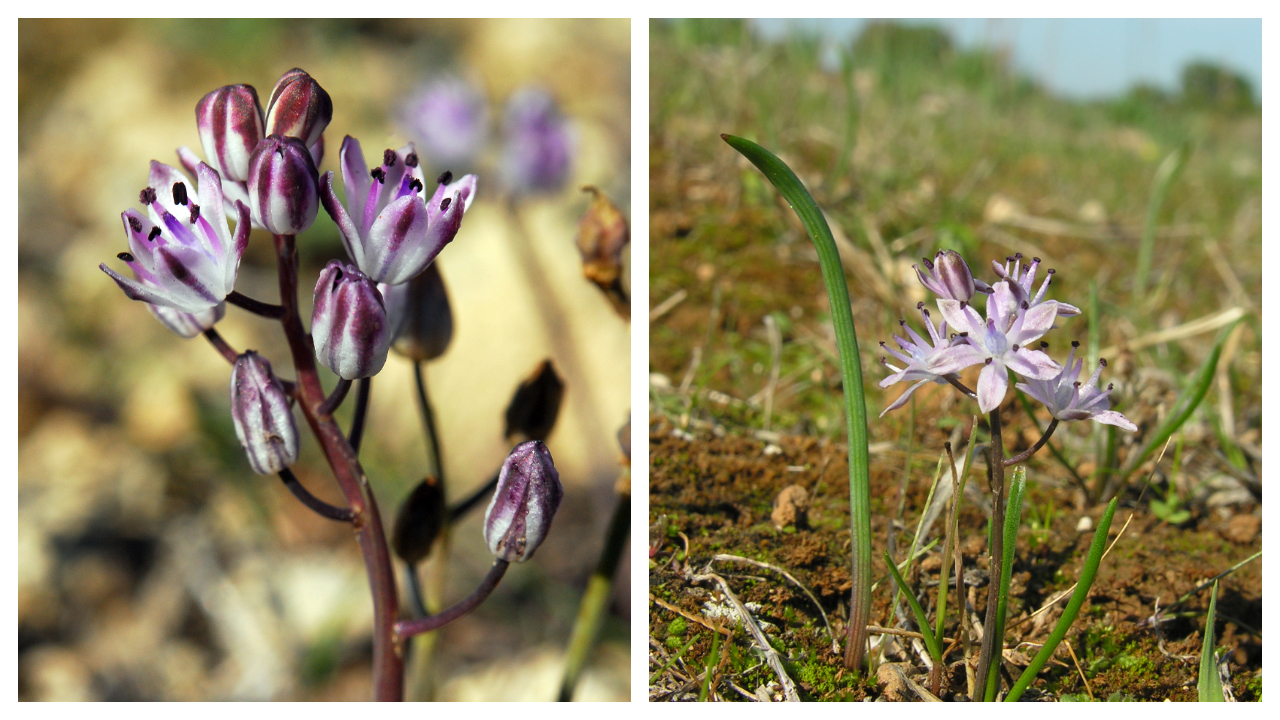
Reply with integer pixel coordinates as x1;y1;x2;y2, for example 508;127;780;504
752;18;1262;103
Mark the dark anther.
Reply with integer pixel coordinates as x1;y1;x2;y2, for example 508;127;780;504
880;356;887;364
1021;301;1030;309
921;256;934;269
172;182;188;206
879;341;887;347
1012;344;1020;351
127;216;143;234
147;226;162;241
916;301;925;310
408;178;424;193
405;153;419;168
371;167;387;183
1100;358;1108;367
985;358;993;365
140;187;158;205
1071;340;1080;347
1107;383;1114;391
1074;381;1082;388
1033;257;1041;263
1047;268;1056;275
958;331;969;337
1014;252;1023;259
1040;341;1049;349
383;149;397;167
922;309;931;317
117;252;135;262
440;197;451;212
960;301;968;309
899;319;906;326
190;204;202;223
437;170;453;186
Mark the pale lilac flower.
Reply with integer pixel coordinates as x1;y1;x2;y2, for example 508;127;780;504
400;78;489;170
991;253;1081;317
100;161;250;315
878;304;953;416
312;261;391;380
484;440;563;562
320;136;476;285
914;249;989;302
1016;342;1137;431
230;351;299;474
934;281;1063;413
501;87;571;194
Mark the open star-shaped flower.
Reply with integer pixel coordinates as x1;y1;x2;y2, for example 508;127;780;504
932;280;1063;413
1016;343;1137;431
100;161;250;315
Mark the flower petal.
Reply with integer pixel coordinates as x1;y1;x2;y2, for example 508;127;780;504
1091;410;1138;432
340;135;371;229
1005;347;1061;381
364;195;431;284
879;379;930;417
937;299;983;336
928;342;986;376
320;171;365;268
976;361;1009;414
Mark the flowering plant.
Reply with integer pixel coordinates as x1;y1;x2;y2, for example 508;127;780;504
97;68;566;701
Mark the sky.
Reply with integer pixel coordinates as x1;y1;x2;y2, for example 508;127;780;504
752;19;1262;102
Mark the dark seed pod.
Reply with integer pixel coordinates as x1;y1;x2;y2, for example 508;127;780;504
503;359;565;443
392;476;447;566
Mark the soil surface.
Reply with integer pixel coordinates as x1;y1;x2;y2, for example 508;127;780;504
647;416;1261;702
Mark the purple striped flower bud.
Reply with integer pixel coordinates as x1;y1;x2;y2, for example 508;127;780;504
247;135;319;235
149;301;226;338
501;87;571;194
311;261;390;379
264;68;332;162
195;84;265;183
484;441;563;563
382;262;453;362
915;249;983;302
230;351;299;474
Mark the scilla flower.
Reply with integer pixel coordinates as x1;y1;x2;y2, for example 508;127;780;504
400;77;489;170
915;249;989;302
501;87;571;194
320;137;476;285
100;161;250;315
878;304;953;416
933;281;1063;413
1016;342;1137;431
230;351;299;474
991;253;1081;317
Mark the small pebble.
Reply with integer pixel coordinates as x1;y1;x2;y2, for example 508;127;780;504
1076;515;1094;532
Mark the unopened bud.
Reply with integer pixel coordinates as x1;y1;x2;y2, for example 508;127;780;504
247;135;319;234
383;262;453;362
915;249;978;302
484;441;563;563
264;68;333;151
230;351;299;474
195;84;265;182
392;477;447;566
312;261;390;379
504;359;565;443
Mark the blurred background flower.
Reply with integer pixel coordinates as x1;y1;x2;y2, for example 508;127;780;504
18;18;630;701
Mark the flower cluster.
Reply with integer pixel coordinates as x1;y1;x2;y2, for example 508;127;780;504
99;67;479;459
880;250;1135;431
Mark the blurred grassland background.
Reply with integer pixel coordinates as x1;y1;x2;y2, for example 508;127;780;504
19;18;629;701
649;19;1259;527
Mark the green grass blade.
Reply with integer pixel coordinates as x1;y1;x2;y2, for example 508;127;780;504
699;630;721;701
985;466;1027;701
1198;580;1225;702
1112;317;1245;493
883;550;942;661
723;133;873;670
1005;498;1118;702
1134;142;1190;296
